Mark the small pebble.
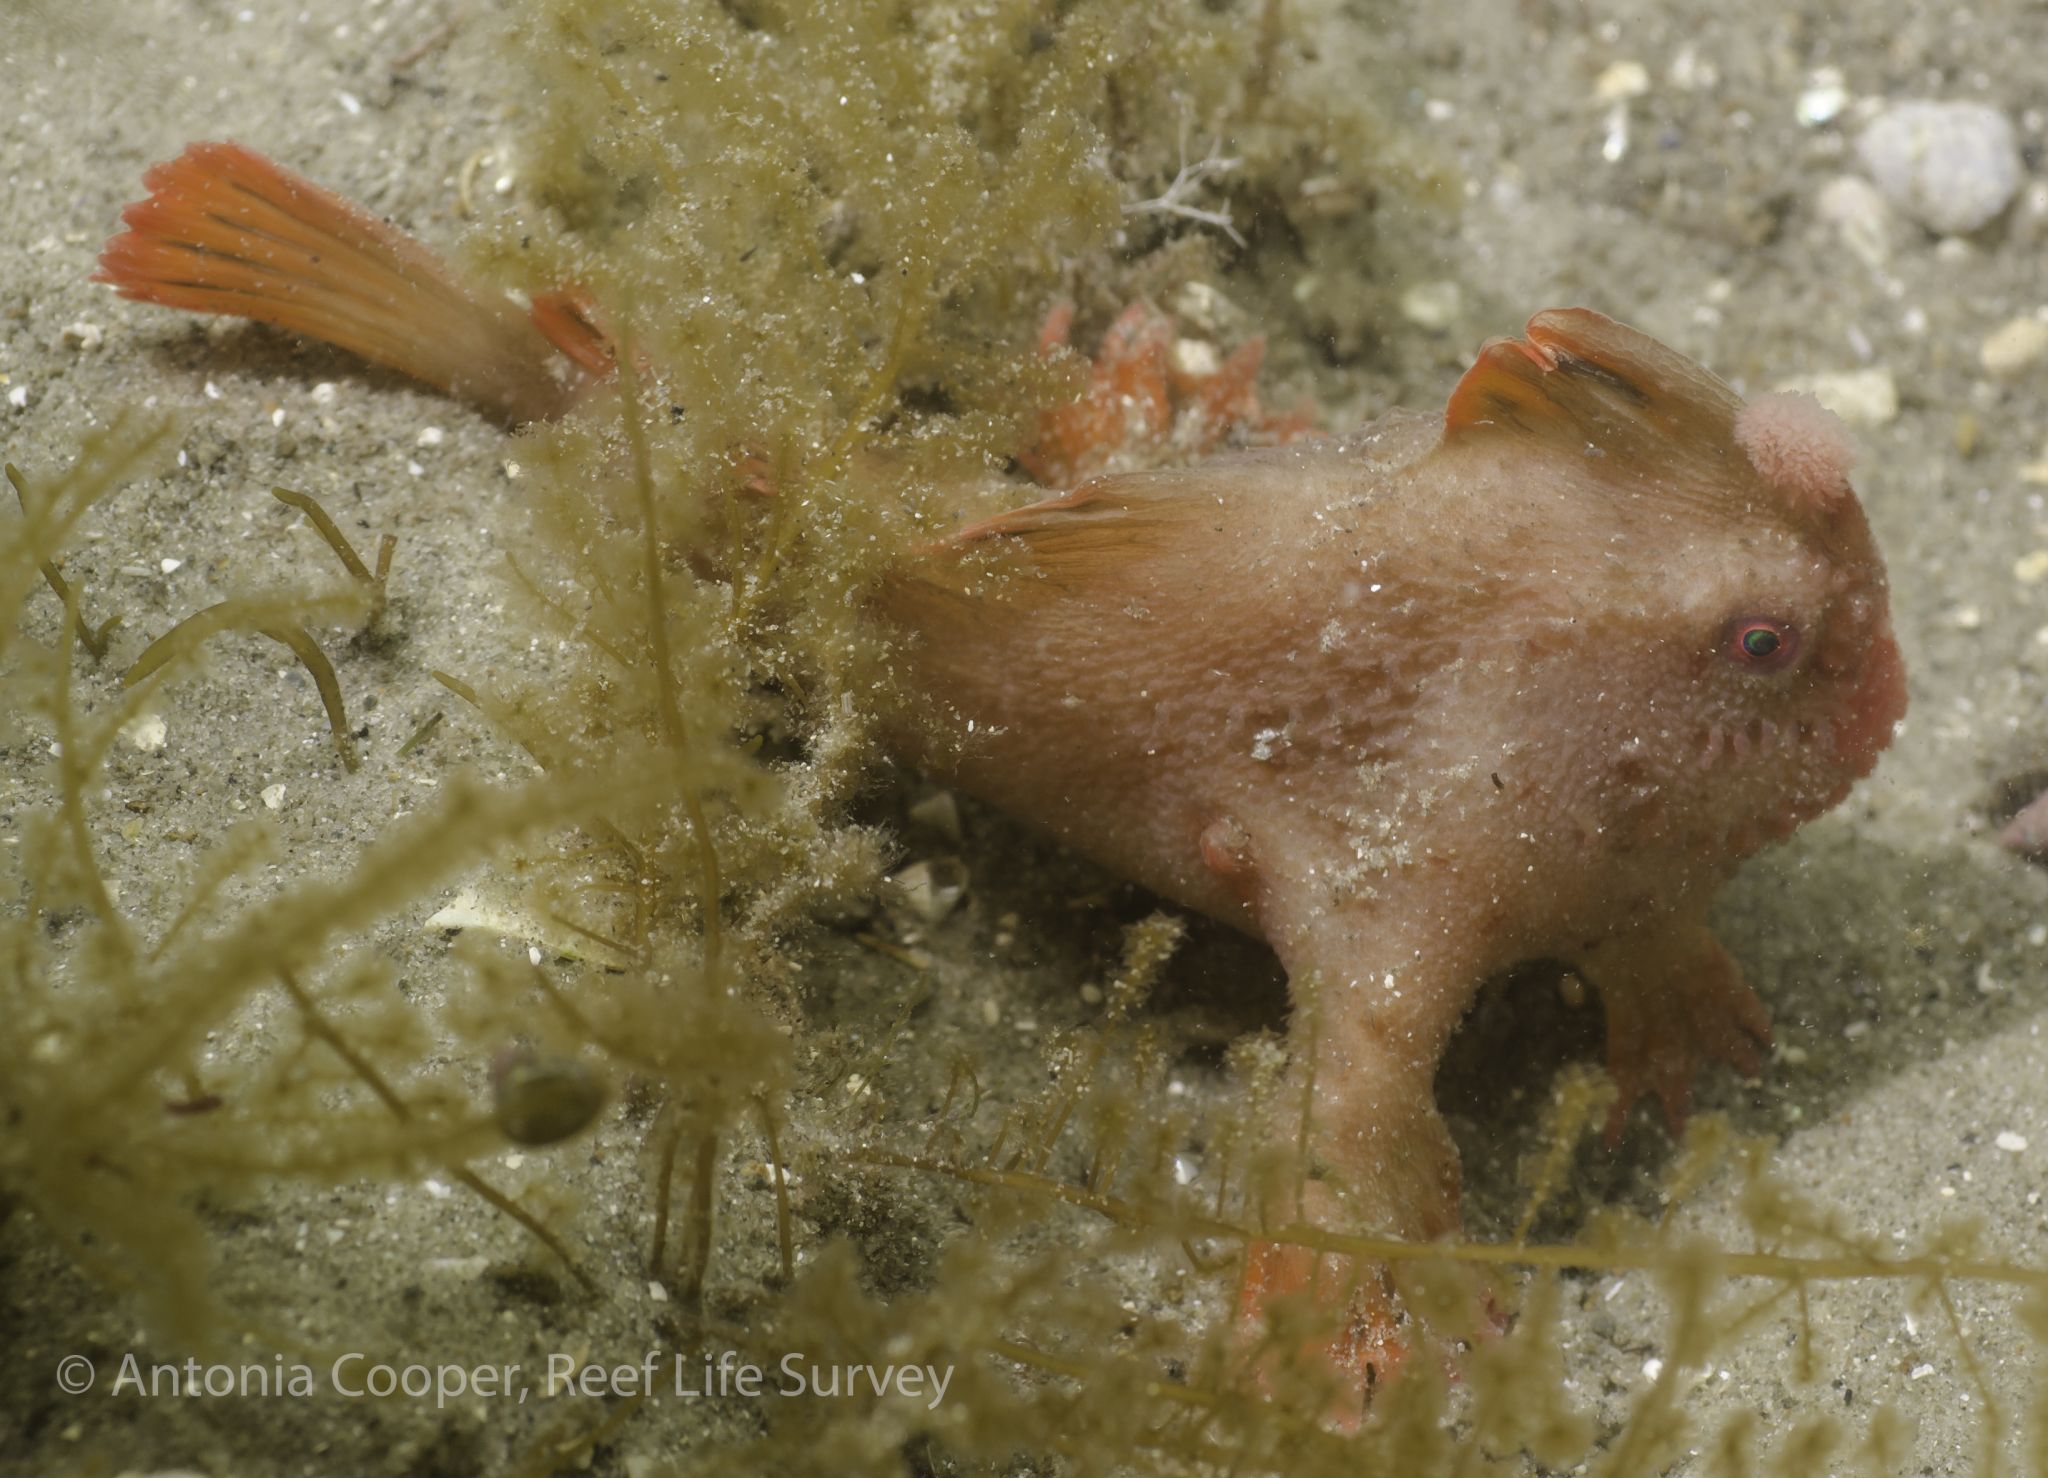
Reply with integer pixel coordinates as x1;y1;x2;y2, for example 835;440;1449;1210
2012;550;2048;584
122;713;168;752
60;320;103;351
1796;67;1849;128
261;783;287;810
1772;367;1898;427
887;858;967;925
1954;412;1980;459
1980;316;2048;378
1858;100;2022;235
1593;60;1649;104
1169;280;1238;335
1995;1130;2028;1153
1667;45;1716;92
1169;338;1221;381
1600;101;1630;164
1399;280;1462;332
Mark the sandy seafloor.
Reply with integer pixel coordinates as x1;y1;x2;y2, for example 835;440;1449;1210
3;0;2048;1474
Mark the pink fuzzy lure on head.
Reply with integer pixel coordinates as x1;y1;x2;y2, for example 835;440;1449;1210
1735;389;1859;511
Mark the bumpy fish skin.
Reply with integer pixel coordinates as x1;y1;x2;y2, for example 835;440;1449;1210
885;309;1906;1384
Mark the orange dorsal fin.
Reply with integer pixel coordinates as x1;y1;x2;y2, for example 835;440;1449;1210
921;444;1328;582
96;141;586;424
1434;307;1873;523
935;475;1177;559
1441;307;1746;483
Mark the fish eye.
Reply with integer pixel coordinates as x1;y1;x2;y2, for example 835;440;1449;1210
1722;616;1799;672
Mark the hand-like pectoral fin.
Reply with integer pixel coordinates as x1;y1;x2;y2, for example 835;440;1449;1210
1233;869;1499;1412
1579;922;1771;1141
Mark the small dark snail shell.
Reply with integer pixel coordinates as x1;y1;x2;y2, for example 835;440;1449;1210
490;1044;605;1146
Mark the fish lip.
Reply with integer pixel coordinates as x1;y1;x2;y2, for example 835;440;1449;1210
1829;628;1908;778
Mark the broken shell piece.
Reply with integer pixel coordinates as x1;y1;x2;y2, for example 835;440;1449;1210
426;886;634;969
885;858;969;925
1816;175;1896;270
491;1044;605;1145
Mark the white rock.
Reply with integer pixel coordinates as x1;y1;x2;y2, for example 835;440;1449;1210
1857;100;2022;235
1980;316;2048;378
1772;367;1898;427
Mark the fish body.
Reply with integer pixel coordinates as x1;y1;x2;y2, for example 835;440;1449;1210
885;310;1905;1382
97;147;1907;1397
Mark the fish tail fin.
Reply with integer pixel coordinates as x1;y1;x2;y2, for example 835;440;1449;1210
95;141;585;424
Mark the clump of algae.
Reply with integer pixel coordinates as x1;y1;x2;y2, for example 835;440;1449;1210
4;2;2047;1474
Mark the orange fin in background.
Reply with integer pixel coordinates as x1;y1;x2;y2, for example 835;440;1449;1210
1019;299;1317;486
528;286;618;377
95;141;595;425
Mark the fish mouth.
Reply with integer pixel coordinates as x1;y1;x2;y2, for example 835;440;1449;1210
1690;624;1907;847
1696;714;1831;772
